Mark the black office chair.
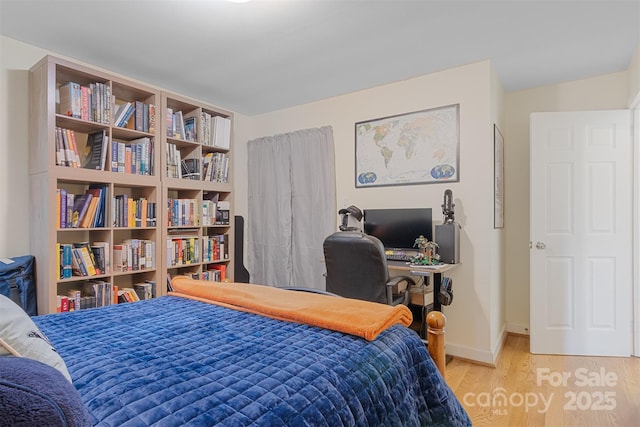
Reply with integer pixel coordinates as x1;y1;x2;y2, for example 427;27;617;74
323;231;416;306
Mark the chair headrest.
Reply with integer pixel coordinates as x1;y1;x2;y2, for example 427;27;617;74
338;205;363;221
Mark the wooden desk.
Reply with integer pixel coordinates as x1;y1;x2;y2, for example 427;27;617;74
388;262;458;340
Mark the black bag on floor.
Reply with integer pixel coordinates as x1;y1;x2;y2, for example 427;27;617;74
0;255;36;315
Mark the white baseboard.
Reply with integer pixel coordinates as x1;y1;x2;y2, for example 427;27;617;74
445;342;496;366
446;326;507;367
506;322;530;335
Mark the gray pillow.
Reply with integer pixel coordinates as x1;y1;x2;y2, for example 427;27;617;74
0;294;71;382
0;356;91;426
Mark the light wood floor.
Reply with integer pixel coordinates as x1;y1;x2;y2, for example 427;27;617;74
445;334;640;427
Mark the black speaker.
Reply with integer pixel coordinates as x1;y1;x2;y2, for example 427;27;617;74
233;215;250;283
435;223;460;264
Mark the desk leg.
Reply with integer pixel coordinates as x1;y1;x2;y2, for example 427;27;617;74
433;272;442;312
420;304;427;339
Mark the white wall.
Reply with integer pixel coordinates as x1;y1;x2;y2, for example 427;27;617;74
235;61;503;363
503;72;630;334
0;36;49;258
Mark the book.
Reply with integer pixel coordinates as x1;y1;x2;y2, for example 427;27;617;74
80;85;90;121
113;101;131;127
55;127;66;166
212;116;231;149
148;104;156;134
67;289;81;311
174;111;185;140
117;289;132;303
71;193;93;228
145;280;157;298
133;282;153;300
86;184;107;227
83;130;107;170
143;103;149;133
134;100;144;131
57;188;65;228
181;158;200;180
70;247;88;276
65;193;74;229
211;264;227;281
72;244;97;276
184;116;196;141
79;195;99;228
58;81;81;118
121;287;140;302
166;107;174;138
118;103;135;127
73;242;98;273
61;243;73;278
59;127;78;167
113;244;129;272
92;241;110;274
90;243;106;275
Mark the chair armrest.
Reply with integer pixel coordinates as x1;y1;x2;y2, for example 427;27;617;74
386;275;416;305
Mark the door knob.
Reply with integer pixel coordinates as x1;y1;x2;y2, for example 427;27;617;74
535;242;546;250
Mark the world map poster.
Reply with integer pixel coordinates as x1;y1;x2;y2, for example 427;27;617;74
355;104;459;187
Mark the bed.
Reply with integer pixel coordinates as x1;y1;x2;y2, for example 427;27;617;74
20;278;470;426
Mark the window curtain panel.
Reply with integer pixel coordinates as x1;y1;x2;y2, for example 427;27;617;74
247;126;336;289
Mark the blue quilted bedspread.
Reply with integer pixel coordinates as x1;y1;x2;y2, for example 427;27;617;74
34;296;470;426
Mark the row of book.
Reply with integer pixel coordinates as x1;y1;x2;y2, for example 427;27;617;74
57;281;156;312
202;234;229;263
166;145;229;183
55;127;81;167
166;143;184;179
57;238;156;279
167;235;200;267
202;199;230;226
113;100;156;133
165;109;231;149
110;138;154;175
58;190;228;230
167;197;231;227
203;152;229;183
55;128;109;171
56;184;107;229
113;239;156;272
193;265;227;282
167;198;199;227
113;195;157;228
57;242;109;279
203;114;231;149
57;81;111;124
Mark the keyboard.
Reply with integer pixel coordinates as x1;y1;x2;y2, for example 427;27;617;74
385;253;414;262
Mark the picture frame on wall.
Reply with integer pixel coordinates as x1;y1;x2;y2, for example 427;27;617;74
354;104;460;188
494;124;504;229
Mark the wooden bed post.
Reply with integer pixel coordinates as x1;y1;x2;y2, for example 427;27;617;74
427;311;446;377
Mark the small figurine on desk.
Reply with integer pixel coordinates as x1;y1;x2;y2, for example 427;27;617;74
412;235;440;265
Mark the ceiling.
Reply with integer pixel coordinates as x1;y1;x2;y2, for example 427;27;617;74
1;0;639;115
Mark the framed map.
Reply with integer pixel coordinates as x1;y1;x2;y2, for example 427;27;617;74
355;104;460;188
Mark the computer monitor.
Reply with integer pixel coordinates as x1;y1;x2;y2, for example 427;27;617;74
363;208;433;251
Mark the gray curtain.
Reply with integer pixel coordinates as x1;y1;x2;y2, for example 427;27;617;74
247;126;336;289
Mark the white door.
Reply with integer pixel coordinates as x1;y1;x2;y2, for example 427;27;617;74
530;111;632;356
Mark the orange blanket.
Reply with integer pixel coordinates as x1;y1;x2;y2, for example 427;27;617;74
169;277;412;341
